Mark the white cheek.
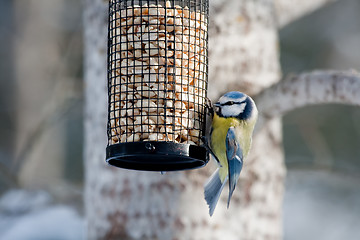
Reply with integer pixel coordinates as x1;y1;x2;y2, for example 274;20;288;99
221;104;246;117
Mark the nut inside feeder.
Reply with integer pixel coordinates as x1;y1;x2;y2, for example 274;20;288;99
106;0;209;171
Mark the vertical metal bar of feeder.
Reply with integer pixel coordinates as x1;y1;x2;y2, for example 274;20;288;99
179;1;184;144
172;1;177;142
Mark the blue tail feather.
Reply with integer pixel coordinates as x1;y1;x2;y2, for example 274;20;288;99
204;169;228;216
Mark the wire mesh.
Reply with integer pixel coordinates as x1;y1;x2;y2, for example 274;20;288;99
107;0;209;148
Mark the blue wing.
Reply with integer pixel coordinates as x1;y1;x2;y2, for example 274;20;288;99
226;127;243;208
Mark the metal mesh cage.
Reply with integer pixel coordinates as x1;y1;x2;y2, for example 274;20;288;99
106;0;209;171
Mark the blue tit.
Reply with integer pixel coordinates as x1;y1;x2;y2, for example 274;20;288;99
204;91;258;216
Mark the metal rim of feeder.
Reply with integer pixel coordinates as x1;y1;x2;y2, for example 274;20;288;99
106;0;209;171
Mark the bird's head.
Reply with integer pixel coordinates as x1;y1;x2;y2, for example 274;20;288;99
214;91;258;121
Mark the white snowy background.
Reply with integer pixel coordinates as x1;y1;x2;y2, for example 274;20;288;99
0;190;84;240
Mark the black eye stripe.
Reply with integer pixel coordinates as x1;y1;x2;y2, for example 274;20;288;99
223;101;234;106
221;100;246;106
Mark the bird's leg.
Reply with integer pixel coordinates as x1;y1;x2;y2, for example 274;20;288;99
201;136;222;167
202;97;221;166
205;97;214;117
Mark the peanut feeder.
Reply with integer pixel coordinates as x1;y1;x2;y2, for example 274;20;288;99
106;0;209;171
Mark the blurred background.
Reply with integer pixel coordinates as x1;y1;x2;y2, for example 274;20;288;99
280;1;360;239
0;0;359;239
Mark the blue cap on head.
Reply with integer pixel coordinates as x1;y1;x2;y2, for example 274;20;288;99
216;91;256;120
217;91;248;106
223;91;246;99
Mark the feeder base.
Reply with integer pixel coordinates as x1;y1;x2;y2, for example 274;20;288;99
106;142;209;171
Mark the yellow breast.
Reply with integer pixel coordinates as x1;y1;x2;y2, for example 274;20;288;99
210;113;253;182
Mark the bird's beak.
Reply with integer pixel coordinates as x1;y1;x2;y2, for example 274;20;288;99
213;102;221;114
214;102;221;107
